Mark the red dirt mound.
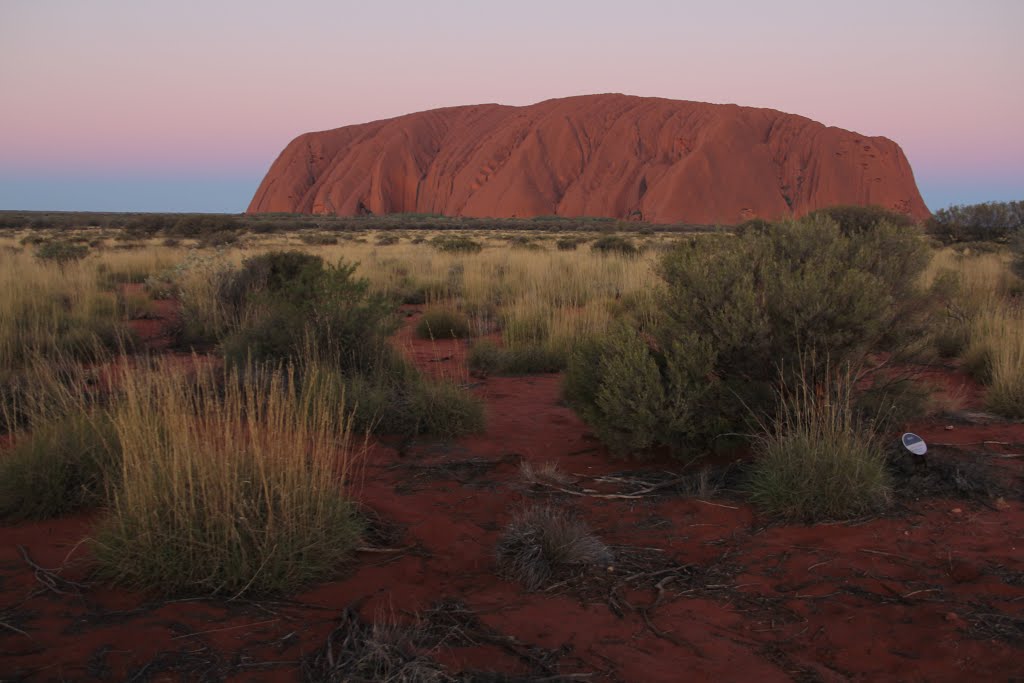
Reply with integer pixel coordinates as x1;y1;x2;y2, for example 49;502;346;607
248;93;930;224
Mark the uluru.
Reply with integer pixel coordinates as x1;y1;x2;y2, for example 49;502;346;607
248;94;930;224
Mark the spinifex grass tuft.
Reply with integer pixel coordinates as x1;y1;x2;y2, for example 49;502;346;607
747;363;893;522
984;302;1024;418
495;505;612;590
93;360;363;596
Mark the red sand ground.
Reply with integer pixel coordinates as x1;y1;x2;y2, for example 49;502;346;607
1;306;1022;681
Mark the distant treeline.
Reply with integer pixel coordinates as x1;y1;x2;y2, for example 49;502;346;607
4;202;1020;245
925;200;1023;244
0;210;716;236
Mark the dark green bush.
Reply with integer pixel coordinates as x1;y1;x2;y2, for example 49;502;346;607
591;235;639;256
299;233;338;246
415;308;472;339
197;230;240;248
564;326;717;457
733;217;773;235
658;217;929;410
806;205;915;235
429;235;482;253
508;236;541;250
375;234;400;246
219;251;397;373
565;216;932;454
302;362;484;438
556;237;583;250
0;412;121;521
926;200;1023;244
35;240;89;266
469;340;566;376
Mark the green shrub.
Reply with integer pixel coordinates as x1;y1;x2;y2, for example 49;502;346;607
806;205;915;235
469;340;566;375
563;326;716;457
429;235;482;253
747;365;892;522
565;216;932;454
299;233;338;246
404;377;486;438
415;308;472;339
556;237;583;250
508;235;541;250
591;235;639;256
219;252;397;372
0;412;121;521
302;361;484;438
467;339;503;374
375;234;400;246
734;218;773;235
926;200;1023;244
35;240;89;266
657;217;930;430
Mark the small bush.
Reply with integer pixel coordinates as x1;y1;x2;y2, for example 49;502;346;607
403;377;486;438
495;505;612;590
415;308;472;339
35;240;89;266
429;235;482;253
218;252;397;372
467;339;503;375
0;412;121;521
299;233;338;246
304;361;485;438
375;234;400;246
591;235;639;256
656;217;930;435
806;205;915;235
468;340;566;375
564;326;716;456
197;230;239;248
747;365;892;522
556;237;583;250
508;235;541;250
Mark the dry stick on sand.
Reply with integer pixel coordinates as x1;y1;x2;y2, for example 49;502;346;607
17;545;88;596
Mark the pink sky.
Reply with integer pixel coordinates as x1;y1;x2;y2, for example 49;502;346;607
1;0;1021;211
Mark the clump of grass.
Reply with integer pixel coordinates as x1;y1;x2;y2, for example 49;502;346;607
0;411;121;521
0;250;131;373
495;505;612;590
92;361;363;596
308;609;448;683
747;364;893;522
519;460;573;487
415;308;472;339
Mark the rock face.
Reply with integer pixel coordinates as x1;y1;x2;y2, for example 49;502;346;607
248;94;929;224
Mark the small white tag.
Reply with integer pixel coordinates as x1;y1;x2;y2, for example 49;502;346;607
902;432;927;456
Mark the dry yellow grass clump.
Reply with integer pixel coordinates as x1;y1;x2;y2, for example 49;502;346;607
93;361;364;596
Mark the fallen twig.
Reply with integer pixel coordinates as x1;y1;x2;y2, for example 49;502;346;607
171;618;279;640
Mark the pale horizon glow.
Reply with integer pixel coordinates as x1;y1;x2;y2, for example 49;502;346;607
1;0;1021;213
